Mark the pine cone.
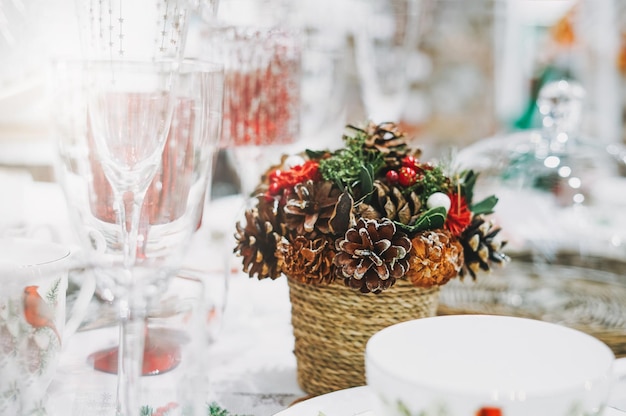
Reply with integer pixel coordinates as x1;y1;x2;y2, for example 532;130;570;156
459;215;509;279
361;121;421;169
358;180;422;225
234;198;285;280
281;235;336;285
284;180;340;235
405;229;464;288
334;218;411;294
328;190;356;236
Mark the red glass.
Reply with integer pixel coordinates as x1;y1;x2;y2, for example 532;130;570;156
204;26;301;148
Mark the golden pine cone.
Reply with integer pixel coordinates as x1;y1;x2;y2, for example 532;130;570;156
405;229;464;288
281;235;336;285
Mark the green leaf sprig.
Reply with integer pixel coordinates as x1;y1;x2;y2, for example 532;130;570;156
139;402;249;416
457;169;499;215
46;278;61;303
405;164;450;202
394;206;447;234
317;126;384;195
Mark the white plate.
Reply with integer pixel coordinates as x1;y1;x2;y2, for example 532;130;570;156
273;386;374;416
273;386;626;416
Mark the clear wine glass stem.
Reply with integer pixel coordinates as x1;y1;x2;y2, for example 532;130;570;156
112;182;151;415
116;189;149;268
116;279;148;416
109;150;163;416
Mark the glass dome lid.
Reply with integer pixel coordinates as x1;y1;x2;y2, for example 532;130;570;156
439;80;626;361
455;79;626;259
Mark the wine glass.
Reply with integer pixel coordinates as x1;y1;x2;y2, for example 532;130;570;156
200;0;303;197
352;0;422;123
290;0;351;150
85;61;180;416
51;59;224;416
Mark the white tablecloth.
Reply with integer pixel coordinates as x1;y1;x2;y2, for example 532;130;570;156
0;174;307;415
48;274;305;416
4;172;626;416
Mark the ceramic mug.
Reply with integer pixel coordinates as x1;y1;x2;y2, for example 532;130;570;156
366;315;626;416
0;237;95;415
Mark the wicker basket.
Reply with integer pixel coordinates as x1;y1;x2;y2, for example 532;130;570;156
287;276;439;396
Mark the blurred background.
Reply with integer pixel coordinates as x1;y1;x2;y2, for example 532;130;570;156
1;0;626;248
2;0;626;164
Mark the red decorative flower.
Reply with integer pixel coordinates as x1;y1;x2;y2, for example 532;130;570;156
267;160;321;198
445;193;472;236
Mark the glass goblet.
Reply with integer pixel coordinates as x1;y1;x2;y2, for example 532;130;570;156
51;59;224;416
201;4;303;197
353;0;422;123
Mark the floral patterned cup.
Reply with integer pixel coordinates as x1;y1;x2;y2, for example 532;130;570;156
0;238;94;415
366;315;626;416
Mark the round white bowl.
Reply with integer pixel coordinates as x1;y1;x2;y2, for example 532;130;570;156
366;315;617;416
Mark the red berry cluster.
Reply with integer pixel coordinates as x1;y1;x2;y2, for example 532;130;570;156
266;160;320;199
385;156;433;187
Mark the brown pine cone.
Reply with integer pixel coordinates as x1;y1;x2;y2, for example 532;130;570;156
328;190;356;236
405;229;464;288
333;218;411;294
281;235;336;285
358;180;422;225
361;121;421;169
284;180;340;235
234;198;285;280
459;215;509;279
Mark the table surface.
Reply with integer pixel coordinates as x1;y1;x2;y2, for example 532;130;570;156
48;274;305;416
0;172;306;416
3;171;626;416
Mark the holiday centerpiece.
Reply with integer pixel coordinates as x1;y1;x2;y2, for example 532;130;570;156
234;121;509;395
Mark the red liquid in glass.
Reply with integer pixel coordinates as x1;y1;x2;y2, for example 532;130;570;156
88;329;182;376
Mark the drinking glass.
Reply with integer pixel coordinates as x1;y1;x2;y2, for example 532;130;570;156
84;63;179;416
51;59;224;416
0;238;95;416
86;60;180;271
74;0;190;62
353;0;422;123
292;0;351;150
200;0;302;197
